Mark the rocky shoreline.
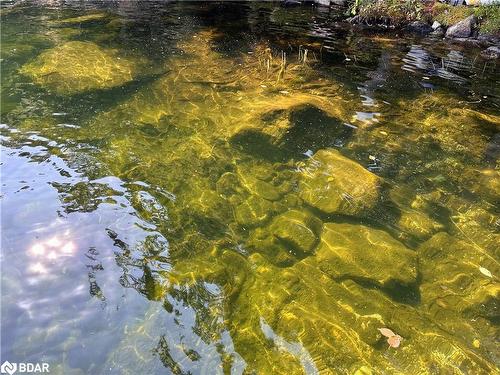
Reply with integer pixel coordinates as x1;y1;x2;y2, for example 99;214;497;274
403;16;500;57
285;0;500;57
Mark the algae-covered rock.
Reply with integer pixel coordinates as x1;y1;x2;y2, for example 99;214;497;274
388;186;444;242
406;94;496;161
236;165;283;201
167;247;497;374
244;209;322;264
298;149;381;217
234;195;274;227
419;232;500;320
451;205;500;257
468;168;500;202
315;223;417;287
437;195;500;257
1;43;36;60
347;94;497;202
398;210;444;240
82;28;353;146
216;172;246;198
421;108;491;160
50;13;109;25
245;227;298;266
269;209;322;255
20;41;144;94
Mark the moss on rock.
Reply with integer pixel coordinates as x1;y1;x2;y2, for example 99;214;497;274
235;195;274;227
244;209;323;265
50;13;109;25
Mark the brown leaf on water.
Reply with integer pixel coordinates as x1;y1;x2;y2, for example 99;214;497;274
379;328;403;348
378;328;396;338
387;335;402;348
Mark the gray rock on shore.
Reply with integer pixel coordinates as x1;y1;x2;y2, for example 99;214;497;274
445;15;478;38
481;46;500;59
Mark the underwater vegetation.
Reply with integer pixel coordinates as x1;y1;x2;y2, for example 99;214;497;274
20;41;147;94
2;5;499;375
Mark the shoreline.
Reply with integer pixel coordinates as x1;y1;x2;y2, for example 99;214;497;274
288;0;500;55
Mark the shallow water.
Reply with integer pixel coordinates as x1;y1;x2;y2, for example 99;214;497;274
1;1;499;374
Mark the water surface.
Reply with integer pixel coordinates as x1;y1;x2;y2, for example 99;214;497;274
1;1;499;374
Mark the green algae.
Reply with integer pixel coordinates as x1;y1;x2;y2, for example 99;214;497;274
419;232;499;324
397;210;444;241
83;30;352;143
102;31;497;373
269;210;322;255
20;41;146;94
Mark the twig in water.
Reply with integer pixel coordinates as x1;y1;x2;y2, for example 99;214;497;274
277;51;286;82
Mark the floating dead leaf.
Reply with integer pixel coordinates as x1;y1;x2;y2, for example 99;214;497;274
378;327;403;348
387;335;402;348
378;328;395;338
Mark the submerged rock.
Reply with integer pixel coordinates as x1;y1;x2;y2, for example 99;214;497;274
298;149;381;217
50;13;108;25
167;246;497;374
471;169;500;201
237;169;282;201
398;210;444;241
450;204;500;256
419;232;499;321
314;223;417;287
20;41;144;94
245;209;322;265
445;15;478;39
269;209;322;255
234;195;274;227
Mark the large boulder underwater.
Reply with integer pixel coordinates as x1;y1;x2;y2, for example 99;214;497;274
315;222;417;288
298;148;382;217
20;41;146;94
